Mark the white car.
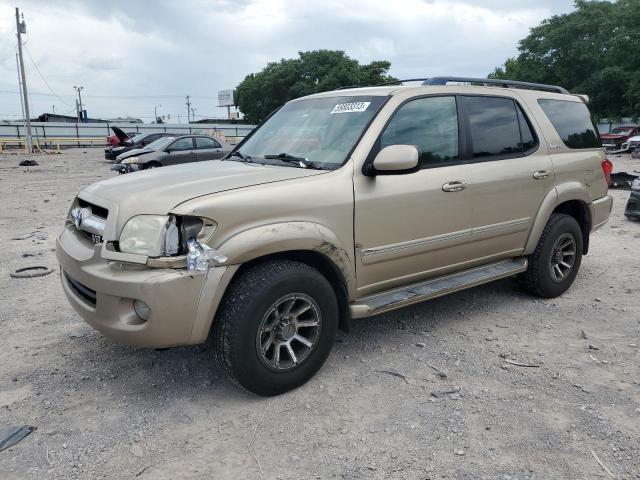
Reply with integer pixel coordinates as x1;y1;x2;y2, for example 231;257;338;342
621;134;640;152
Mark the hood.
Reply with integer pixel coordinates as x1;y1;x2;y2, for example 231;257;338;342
116;147;153;162
111;126;132;144
81;160;327;219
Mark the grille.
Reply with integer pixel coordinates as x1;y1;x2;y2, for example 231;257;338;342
72;200;108;244
64;271;97;307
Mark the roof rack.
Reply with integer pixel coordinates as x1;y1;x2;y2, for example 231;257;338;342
423;77;569;94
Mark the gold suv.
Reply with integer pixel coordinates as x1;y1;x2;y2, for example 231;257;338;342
56;77;613;395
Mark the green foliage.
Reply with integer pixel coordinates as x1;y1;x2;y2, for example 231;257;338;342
490;0;640;120
235;50;397;123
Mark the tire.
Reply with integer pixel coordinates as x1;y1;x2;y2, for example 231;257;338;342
143;162;161;170
522;213;583;298
213;260;339;396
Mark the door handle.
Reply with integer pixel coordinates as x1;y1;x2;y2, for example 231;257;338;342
442;181;468;192
533;170;551;179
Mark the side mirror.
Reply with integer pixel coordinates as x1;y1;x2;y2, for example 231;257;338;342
368;145;419;175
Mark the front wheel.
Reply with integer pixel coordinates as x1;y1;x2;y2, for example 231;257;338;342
213;260;338;396
522;213;583;298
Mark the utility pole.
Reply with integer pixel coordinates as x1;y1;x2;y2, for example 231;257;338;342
15;8;32;152
154;104;162;123
191;107;196;122
73;86;84;122
185;96;191;123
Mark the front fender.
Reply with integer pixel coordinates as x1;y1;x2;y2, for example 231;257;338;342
216;221;356;295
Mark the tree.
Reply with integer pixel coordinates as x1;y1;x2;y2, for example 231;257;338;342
235;50;397;123
490;0;640;120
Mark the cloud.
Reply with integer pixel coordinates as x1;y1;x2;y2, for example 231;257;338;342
0;0;575;121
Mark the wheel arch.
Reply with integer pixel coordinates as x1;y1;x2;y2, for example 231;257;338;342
191;222;356;343
234;250;352;333
524;185;592;255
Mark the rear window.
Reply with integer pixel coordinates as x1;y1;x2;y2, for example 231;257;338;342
538;99;601;149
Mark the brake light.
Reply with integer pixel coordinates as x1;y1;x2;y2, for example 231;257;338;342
601;159;613;186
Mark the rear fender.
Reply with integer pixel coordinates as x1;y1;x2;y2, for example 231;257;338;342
523;182;590;255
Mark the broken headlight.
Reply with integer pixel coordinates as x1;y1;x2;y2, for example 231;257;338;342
121;157;139;164
632;178;640;191
118;215;216;257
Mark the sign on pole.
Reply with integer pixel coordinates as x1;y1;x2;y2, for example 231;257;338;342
218;89;235;107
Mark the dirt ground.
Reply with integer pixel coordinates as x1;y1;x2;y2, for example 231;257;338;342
0;148;638;480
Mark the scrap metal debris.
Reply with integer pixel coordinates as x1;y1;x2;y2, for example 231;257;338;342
374;370;410;384
590;447;617;479
10;266;54;279
609;171;638;190
504;358;540;368
0;425;36;452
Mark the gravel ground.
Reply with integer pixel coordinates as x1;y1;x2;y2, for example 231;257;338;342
0;149;639;480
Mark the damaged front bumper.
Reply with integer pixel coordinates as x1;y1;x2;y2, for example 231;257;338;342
56;225;236;348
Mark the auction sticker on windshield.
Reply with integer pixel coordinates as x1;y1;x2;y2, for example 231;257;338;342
330;102;371;114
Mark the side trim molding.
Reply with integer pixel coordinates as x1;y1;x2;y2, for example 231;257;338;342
361;217;530;265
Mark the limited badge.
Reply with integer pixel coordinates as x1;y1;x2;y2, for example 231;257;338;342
330;102;371;114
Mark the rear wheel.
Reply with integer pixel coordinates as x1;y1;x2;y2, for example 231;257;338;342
522;213;583;298
213;260;338;396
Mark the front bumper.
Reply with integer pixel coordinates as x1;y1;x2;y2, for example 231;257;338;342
588;195;613;231
55;226;234;348
625;191;640;220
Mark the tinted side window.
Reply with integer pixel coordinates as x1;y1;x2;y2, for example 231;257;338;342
463;96;522;158
538;99;600;149
380;96;458;167
195;137;221;149
168;137;193;151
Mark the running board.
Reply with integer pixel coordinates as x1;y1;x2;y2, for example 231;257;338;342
350;258;527;318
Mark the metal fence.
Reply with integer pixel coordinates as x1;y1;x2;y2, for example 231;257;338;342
0;121;256;150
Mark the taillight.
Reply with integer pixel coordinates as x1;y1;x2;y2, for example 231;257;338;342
601;159;613;187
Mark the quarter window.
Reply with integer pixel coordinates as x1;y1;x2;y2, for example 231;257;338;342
380;96;458;167
463;96;522;158
538;99;600;149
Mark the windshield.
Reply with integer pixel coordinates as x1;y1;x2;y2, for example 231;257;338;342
610;127;633;135
237;95;386;168
145;136;175;150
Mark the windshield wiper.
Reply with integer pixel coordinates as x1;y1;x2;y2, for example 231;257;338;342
263;153;324;170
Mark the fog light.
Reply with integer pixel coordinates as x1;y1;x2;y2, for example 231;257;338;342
134;300;150;321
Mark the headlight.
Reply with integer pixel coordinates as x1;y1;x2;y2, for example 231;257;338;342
118;215;216;257
121;157;139;164
632;178;640;191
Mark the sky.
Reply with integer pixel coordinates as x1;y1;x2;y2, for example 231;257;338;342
0;0;577;123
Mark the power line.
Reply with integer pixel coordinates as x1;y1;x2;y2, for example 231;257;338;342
23;44;74;106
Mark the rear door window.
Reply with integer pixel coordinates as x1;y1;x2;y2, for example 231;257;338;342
538;99;601;149
462;96;523;159
195;137;221;149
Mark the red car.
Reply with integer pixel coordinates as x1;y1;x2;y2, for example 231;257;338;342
105;126;138;147
600;125;640;153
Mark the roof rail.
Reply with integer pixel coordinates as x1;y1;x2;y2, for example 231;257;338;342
423;77;569;94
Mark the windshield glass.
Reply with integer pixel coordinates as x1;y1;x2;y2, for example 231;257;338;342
145;136;175;150
237;95;386;167
611;127;633;135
